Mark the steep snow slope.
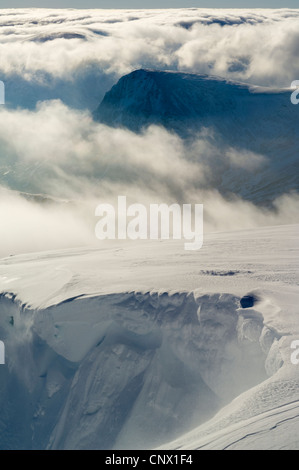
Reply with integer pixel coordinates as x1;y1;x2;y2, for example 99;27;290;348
95;69;292;134
0;224;298;449
95;69;299;203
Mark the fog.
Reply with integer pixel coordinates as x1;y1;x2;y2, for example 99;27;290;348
0;8;298;256
1;9;299;109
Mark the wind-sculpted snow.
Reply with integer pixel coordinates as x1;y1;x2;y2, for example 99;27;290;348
0;287;285;449
0;9;298;450
0;224;297;449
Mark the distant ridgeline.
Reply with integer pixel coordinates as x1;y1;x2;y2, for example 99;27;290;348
94;69;299;205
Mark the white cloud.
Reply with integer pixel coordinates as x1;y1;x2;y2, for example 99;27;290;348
0;9;298;87
0;98;296;256
0;9;297;256
226;148;267;171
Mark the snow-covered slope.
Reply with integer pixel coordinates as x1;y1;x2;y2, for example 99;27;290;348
94;69;299;204
94;69;295;141
0;224;298;449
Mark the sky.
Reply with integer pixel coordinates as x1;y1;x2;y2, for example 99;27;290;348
0;1;298;9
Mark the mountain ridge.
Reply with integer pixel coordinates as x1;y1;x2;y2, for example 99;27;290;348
94;69;295;135
94;69;299;204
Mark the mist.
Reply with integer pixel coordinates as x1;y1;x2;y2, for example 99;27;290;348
0;8;298;256
1;9;299;110
0;99;297;257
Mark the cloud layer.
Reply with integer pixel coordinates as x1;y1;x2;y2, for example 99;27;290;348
0;9;298;255
0;99;297;256
1;8;299;92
